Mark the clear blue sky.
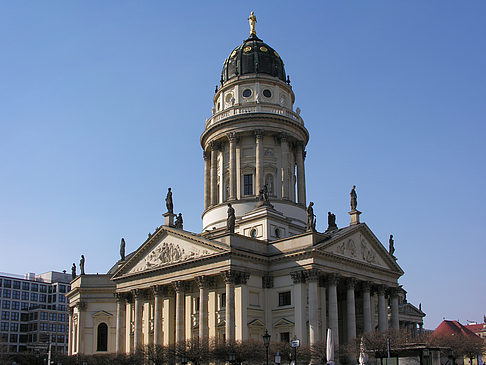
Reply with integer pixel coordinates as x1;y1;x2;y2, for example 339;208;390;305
1;1;485;329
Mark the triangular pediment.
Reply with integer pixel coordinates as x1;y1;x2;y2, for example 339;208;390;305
316;224;403;274
248;319;265;328
92;311;112;319
113;227;229;278
274;318;294;327
399;303;425;318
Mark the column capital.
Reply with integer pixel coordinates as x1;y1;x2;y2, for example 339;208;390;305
295;140;305;149
290;270;306;284
68;306;74;315
203;150;211;160
171;280;186;293
305;269;321;282
195;275;210;289
227;132;238;142
151;285;164;297
114;292;129;302
346;277;358;289
361;281;372;291
76;301;87;310
209;140;220;151
262;275;274;288
278;132;289;142
131;288;148;300
389;286;401;297
326;273;340;286
221;270;249;285
376;284;387;296
254;129;265;139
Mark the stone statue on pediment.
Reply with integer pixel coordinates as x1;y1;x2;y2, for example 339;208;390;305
71;263;76;280
80;255;85;275
389;234;395;256
120;238;126;261
175;213;183;229
350;185;357;210
165;188;173;214
327;211;338;231
306;202;316;231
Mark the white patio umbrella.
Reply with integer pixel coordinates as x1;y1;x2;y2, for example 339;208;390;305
326;328;334;365
358;336;368;365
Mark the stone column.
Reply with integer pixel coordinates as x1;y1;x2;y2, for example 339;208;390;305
173;281;185;344
378;285;388;331
362;282;372;334
390;287;400;330
295;141;306;206
196;276;209;340
68;307;73;355
228;132;237;200
152;286;163;346
115;293;126;353
307;270;320;354
76;302;86;353
291;271;307;344
235;272;250;341
204;151;211;210
319;278;327;343
280;133;289;200
327;274;339;347
132;289;143;351
346;279;357;342
223;271;236;342
255;129;264;196
210;141;219;206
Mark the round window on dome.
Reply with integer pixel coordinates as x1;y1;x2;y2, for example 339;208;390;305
242;89;252;98
244;46;252;53
263;89;272;98
260;46;268;52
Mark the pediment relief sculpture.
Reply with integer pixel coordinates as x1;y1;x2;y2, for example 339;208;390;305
130;242;211;273
332;236;381;266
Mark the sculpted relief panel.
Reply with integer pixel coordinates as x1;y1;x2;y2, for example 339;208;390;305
129;241;212;273
333;234;385;267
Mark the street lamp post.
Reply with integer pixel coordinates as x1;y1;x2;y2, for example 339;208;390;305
263;329;271;365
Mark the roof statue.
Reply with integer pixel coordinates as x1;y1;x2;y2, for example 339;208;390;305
389;234;395;256
327;211;338;232
306;202;316;232
248;11;257;35
120;238;126;261
350;185;358;211
175;213;184;229
71;263;76;280
165;187;173;214
80;255;85;275
227;203;235;233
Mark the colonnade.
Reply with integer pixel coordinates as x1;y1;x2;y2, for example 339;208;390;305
290;270;400;348
113;270;249;354
203;130;307;209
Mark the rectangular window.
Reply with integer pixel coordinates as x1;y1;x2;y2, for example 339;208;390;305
49;323;56;332
12;291;20;300
58;294;65;303
10;323;18;331
0;322;9;331
20;303;28;311
21;292;29;301
59;285;66;293
40;323;48;331
220;293;226;308
49;313;57;321
58;313;65;322
39;294;46;303
30;293;38;302
1;312;9;320
11;312;19;321
20;313;28;322
4;280;11;288
58;335;64;343
30;283;38;292
40;312;48;321
0;279;2;286
12;281;20;290
2;301;10;309
3;289;11;298
21;282;29;291
40;285;47;293
58;324;65;333
243;174;253;195
278;291;291;307
11;302;19;310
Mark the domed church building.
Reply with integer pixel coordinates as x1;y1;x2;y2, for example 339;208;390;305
67;14;425;358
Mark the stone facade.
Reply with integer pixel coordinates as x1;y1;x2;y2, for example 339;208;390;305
66;19;424;357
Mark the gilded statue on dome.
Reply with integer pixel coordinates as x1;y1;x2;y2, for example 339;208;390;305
248;12;257;35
